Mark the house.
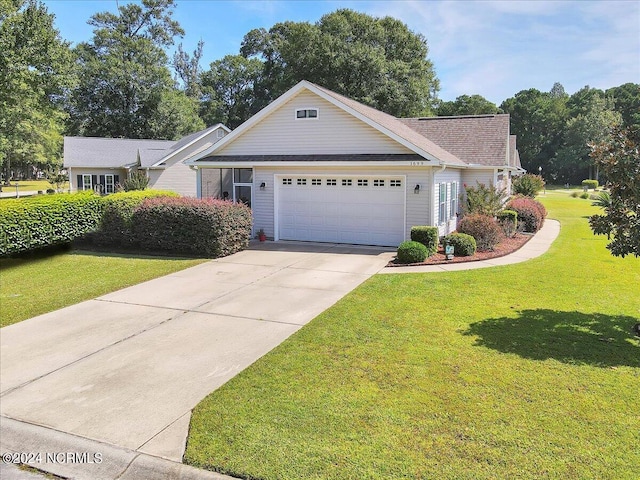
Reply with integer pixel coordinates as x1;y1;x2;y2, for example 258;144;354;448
63;124;230;196
187;81;523;247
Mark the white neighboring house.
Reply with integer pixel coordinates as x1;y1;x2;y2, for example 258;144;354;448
63;124;230;196
187;80;523;247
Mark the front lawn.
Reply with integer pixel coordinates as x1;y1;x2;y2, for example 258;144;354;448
185;191;639;479
0;249;205;327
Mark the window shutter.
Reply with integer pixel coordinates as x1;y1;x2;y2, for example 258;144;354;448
77;175;83;189
99;175;105;185
92;175;98;190
114;175;119;184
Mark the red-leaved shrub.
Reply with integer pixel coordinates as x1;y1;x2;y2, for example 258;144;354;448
131;197;252;257
458;214;503;251
506;196;547;232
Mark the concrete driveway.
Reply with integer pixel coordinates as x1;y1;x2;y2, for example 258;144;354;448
1;242;394;467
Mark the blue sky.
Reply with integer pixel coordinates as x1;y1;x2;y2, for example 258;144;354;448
43;0;639;104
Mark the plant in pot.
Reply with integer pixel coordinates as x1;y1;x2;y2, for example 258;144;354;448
258;228;266;242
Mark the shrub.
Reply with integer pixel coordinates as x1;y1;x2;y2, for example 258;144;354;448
95;190;179;247
462;181;506;216
410;226;438;256
570;191;579;198
591;190;611;209
458;214;503;251
131;197;252;258
580;191;590;199
512;174;545;197
46;188;55;194
396;241;428;264
121;170;150;191
442;233;476;257
0;192;103;256
506;196;547;232
582;179;598;190
497;210;518;237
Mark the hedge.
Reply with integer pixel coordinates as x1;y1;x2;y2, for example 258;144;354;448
582;179;599;190
458;214;503;251
506;196;547;232
442;233;477;257
131;197;252;258
396;240;428;264
0;192;103;256
94;190;179;247
410;226;439;256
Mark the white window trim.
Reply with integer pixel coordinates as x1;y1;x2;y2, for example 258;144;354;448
82;174;92;191
450;182;457;220
294;107;319;120
105;174;115;194
439;182;447;224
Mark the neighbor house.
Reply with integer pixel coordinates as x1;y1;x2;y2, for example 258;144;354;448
64;124;230;197
187;81;523;247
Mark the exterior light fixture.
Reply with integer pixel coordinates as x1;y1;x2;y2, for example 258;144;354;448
414;184;420;194
260;182;266;190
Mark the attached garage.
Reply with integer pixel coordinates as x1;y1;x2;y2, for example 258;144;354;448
276;174;406;246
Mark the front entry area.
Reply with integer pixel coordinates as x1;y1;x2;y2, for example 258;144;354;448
276;174;405;247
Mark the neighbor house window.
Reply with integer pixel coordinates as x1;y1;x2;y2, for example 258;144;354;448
295;108;318;119
82;174;92;191
450;182;457;219
439;183;447;224
105;174;115;194
217;129;225;138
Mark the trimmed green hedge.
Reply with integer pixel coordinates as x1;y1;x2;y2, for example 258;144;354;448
95;190;179;247
410;226;439;256
396;240;428;264
582;179;599;190
131;197;252;258
497;209;518;237
442;233;477;257
0;192;103;256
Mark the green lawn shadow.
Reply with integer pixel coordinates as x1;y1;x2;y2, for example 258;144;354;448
464;309;640;368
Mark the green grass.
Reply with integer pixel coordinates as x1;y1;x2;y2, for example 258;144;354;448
185;191;640;480
0;248;205;327
1;179;66;194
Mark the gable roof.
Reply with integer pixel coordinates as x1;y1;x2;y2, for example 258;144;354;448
399;114;512;168
190;80;466;166
63;137;174;168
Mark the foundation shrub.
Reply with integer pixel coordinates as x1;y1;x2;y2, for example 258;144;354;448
507;196;547;232
441;233;476;256
131;197;252;258
458;214;503;251
0;192;103;256
396;241;428;264
410;226;439;256
462;181;506;217
497;210;518;237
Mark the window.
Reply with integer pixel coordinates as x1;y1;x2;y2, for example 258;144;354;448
233;168;253;183
282;178;292;185
439;183;447;224
82;174;92;191
390;179;402;187
105;174;115;194
450;183;457;219
357;179;368;186
341;179;352;186
295;108;319;119
216;129;225;139
297;178;307;185
373;179;385;187
326;179;337;186
311;178;321;185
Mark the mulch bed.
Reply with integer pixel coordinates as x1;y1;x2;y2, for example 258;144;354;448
387;233;534;267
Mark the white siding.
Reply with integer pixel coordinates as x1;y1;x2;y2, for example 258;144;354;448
148;163;196;197
434;168;463;236
218;91;414;156
462;169;494;189
69;168;128;192
253;166;433;243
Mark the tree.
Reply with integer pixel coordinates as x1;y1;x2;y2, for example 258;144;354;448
200;55;264;128
173;40;204;100
436;94;501;116
240;9;439;121
606;83;640;138
66;0;199;140
0;0;74;182
588;127;640;257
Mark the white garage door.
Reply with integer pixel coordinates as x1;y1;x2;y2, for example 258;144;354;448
277;175;405;246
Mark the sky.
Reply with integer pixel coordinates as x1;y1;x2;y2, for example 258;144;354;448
43;0;640;104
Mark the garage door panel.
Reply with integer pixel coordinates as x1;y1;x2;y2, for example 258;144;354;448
278;176;405;247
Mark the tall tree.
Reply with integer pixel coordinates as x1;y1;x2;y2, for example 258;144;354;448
240;9;439;120
0;0;74;182
173;40;204;100
606;83;640;138
66;0;200;140
436;94;501;116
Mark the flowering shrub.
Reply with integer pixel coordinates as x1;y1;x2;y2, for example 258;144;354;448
131;197;252;258
462;181;506;216
458;214;503;251
512;174;545;197
506;196;547;232
442;233;476;256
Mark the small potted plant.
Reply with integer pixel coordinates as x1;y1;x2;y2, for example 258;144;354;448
257;228;266;242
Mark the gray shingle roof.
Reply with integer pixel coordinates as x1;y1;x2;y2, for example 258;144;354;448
398;115;512;167
63;137;175;168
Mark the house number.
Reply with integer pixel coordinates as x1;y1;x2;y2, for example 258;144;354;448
410;161;425;166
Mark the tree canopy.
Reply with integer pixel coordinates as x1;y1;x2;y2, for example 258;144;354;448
436;95;502;116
